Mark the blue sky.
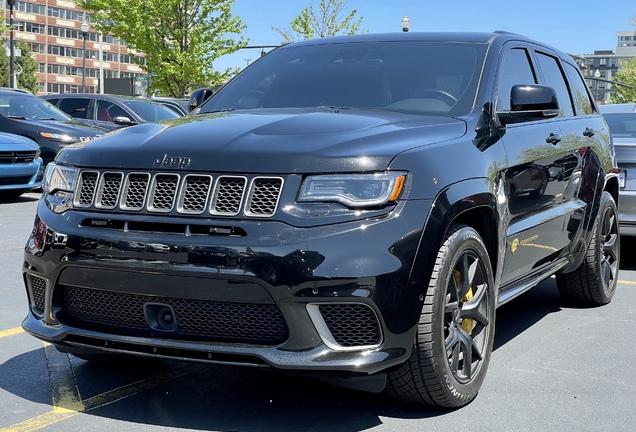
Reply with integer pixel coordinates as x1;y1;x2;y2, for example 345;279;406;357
214;0;636;72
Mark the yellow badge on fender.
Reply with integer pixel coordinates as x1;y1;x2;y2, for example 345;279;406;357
511;238;519;255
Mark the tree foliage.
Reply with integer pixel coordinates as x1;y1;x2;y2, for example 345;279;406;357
77;0;247;97
0;39;40;94
611;57;636;103
272;0;364;43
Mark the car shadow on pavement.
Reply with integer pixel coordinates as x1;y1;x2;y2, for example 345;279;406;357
620;235;636;271
0;192;41;204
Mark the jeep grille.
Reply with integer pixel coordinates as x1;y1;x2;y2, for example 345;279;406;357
74;170;283;218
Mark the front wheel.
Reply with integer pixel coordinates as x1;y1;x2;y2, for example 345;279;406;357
556;191;619;305
386;223;496;407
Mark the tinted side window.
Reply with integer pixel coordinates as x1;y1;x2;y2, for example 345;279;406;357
96;99;128;122
497;48;537;111
45;98;60;107
535;52;574;117
563;62;594;115
59;98;90;119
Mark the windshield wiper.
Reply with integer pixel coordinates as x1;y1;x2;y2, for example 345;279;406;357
200;108;235;114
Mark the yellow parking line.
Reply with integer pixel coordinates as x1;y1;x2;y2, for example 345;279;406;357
0;351;206;432
618;280;636;285
0;328;23;339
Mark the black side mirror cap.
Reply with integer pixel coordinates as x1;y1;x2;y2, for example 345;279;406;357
497;84;560;125
188;88;214;112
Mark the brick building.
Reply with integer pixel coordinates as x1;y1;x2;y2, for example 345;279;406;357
3;0;147;94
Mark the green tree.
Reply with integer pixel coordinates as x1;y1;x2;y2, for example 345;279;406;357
0;39;40;94
77;0;247;97
272;0;364;43
611;57;636;103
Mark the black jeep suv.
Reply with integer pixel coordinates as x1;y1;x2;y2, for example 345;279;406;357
21;32;619;408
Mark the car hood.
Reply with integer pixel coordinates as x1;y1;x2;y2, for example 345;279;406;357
27;119;107;137
56;109;467;173
0;132;39;150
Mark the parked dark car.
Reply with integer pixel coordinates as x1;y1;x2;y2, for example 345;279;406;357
599;103;636;236
40;93;180;131
22;32;619;408
0;89;106;164
0;132;43;198
149;97;189;115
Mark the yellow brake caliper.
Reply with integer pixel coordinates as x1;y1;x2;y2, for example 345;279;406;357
454;269;475;335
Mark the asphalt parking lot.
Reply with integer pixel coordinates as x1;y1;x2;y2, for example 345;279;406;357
1;192;636;432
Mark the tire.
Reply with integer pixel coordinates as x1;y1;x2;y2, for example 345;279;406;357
386;223;496;408
556;191;619;305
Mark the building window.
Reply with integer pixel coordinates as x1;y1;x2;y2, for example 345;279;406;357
599;58;607;66
16;1;46;14
38;63;45;73
48;7;86;21
38;82;45;93
27;42;45;54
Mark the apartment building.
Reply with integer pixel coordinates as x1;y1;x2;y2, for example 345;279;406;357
3;0;147;94
574;30;636;105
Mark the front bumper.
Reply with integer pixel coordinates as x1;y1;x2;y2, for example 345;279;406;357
0;158;43;192
22;197;433;375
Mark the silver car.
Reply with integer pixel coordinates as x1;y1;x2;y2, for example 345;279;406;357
600;103;636;235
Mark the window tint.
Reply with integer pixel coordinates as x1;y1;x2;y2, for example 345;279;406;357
96;99;128;122
497;48;537;111
601;113;636;137
535;53;574;117
563;62;594;115
59;98;90;119
201;42;487;117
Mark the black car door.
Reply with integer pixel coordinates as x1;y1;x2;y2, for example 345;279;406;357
496;46;575;286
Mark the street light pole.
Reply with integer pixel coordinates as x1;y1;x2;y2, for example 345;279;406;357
8;0;16;88
81;21;89;93
401;15;410;32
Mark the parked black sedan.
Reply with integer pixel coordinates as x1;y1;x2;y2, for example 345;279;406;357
41;93;180;131
0;89;106;164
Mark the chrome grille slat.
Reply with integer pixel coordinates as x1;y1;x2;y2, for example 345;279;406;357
211;176;246;216
96;172;123;209
74;170;283;218
148;174;179;212
76;171;99;207
121;173;150;211
245;177;284;217
178;175;212;214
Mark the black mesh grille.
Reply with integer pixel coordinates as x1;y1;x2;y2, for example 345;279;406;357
78;172;98;205
319;304;381;347
247;178;282;216
123;174;149;209
212;177;246;215
181;175;211;213
63;286;289;344
150;174;179;211
98;173;123;208
0;175;32;186
29;275;47;315
74;170;282;218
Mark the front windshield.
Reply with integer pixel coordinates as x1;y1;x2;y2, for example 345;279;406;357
0;94;71;121
122;100;180;122
201;41;487;117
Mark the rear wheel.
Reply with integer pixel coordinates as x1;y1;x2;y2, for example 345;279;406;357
386;224;496;407
556;191;619;305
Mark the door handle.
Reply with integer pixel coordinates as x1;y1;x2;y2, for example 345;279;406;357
583;127;596;137
546;133;562;145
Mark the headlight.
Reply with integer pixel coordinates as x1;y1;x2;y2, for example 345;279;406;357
39;132;78;142
298;172;406;208
43;163;78;194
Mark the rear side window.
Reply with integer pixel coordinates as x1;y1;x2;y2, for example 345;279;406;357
563;62;594;115
59;98;90;119
497;48;537;111
602;113;636;137
535;52;574;117
96;99;128;122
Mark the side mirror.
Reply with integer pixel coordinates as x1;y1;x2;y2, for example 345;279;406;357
497;84;559;125
188;88;214;112
112;116;137;126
